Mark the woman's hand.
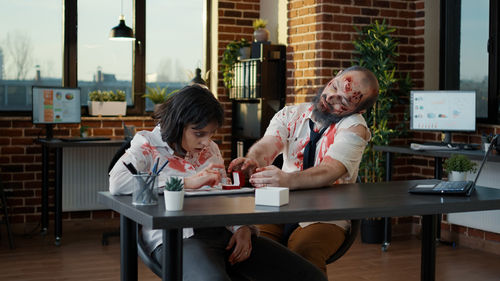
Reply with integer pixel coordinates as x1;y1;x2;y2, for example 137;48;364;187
225;226;252;265
184;163;224;189
249;165;290;188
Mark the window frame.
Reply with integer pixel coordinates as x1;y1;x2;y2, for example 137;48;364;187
1;0;211;116
440;0;500;124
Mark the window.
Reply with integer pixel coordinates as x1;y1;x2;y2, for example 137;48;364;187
144;0;204;111
0;0;210;114
0;0;62;111
459;1;489;119
78;0;133;106
441;0;500;123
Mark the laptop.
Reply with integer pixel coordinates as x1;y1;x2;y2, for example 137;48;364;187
409;138;497;196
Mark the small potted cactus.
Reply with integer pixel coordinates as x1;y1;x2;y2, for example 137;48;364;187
163;177;184;211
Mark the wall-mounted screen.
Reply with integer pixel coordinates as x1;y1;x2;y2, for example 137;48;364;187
410;90;476;132
32;86;81;124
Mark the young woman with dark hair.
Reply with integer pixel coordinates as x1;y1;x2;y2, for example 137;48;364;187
109;84;326;281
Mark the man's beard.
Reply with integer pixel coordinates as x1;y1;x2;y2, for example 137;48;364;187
311;91;349;126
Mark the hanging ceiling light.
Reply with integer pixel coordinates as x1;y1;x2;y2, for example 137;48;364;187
109;0;135;41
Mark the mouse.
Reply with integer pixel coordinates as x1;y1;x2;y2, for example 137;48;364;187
462;144;476;150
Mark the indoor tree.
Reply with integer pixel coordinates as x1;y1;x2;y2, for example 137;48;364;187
353;20;412;183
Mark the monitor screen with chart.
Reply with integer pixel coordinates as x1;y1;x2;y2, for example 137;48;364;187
410;90;476;143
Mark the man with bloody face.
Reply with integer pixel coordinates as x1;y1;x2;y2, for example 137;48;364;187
228;66;379;274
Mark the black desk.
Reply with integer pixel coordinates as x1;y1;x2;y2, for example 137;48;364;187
373;145;500;245
38;139;124;245
98;180;500;281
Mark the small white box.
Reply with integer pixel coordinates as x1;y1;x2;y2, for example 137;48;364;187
255;187;289;206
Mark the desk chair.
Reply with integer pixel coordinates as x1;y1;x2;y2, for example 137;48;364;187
326;219;360;264
101;138;132;246
0;178;15;249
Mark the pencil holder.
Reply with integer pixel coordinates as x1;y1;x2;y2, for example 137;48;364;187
132;174;158;205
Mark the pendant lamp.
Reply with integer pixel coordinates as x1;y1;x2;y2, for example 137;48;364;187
109;0;135;41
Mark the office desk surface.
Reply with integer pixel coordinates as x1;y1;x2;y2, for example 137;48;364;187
38;138;125;148
373;145;500;162
98;179;500;229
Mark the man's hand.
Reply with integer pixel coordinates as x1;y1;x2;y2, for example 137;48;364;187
249;165;291;188
228;157;259;176
225;226;252;265
184;163;224;189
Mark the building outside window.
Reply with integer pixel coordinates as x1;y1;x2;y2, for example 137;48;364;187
0;0;62;111
145;0;204;111
78;0;134;106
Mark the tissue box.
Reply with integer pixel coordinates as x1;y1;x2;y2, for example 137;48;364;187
255;187;289;206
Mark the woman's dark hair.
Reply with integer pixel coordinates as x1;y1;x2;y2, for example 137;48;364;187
152;84;224;154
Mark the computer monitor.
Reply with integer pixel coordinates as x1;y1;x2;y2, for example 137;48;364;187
32;86;81;139
410;90;476;144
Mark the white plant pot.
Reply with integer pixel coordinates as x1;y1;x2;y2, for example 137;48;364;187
88;101;127;116
448;171;467;182
164;190;184;211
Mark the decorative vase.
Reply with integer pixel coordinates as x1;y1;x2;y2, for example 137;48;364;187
164;190;184;211
253;27;270;42
448;171;467;181
88;101;127;116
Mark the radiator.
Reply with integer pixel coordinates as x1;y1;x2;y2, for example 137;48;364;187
447;161;500;234
62;146;118;211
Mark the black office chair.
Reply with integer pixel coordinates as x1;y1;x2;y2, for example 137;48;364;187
101;138;132;246
137;227;162;277
326;219;360;264
0;178;15;249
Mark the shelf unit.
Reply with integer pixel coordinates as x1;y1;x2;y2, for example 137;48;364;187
230;44;286;159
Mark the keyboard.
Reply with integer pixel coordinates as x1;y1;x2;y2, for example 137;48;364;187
434;181;472;191
410;143;458;151
60;137;111;142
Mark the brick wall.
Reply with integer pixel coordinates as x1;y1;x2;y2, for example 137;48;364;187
0;116;155;224
1;0;500;251
216;0;260;160
285;0;425;105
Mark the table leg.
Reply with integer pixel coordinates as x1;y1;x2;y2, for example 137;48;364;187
434;157;455;246
382;151;392;252
41;144;49;234
55;147;63;245
162;229;183;281
421;214;437;281
120;215;138;281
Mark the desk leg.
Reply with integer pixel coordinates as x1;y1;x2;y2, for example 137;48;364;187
421;214;437;281
162;229;183;281
120;215;138;281
434;157;454;246
54;147;63;245
382;151;392;252
41;145;49;234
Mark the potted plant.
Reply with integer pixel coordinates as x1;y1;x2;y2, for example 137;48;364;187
353;20;412;246
88;90;127;116
253;18;270;42
163;177;184;211
444;154;477;181
143;85;178;111
220;38;250;89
